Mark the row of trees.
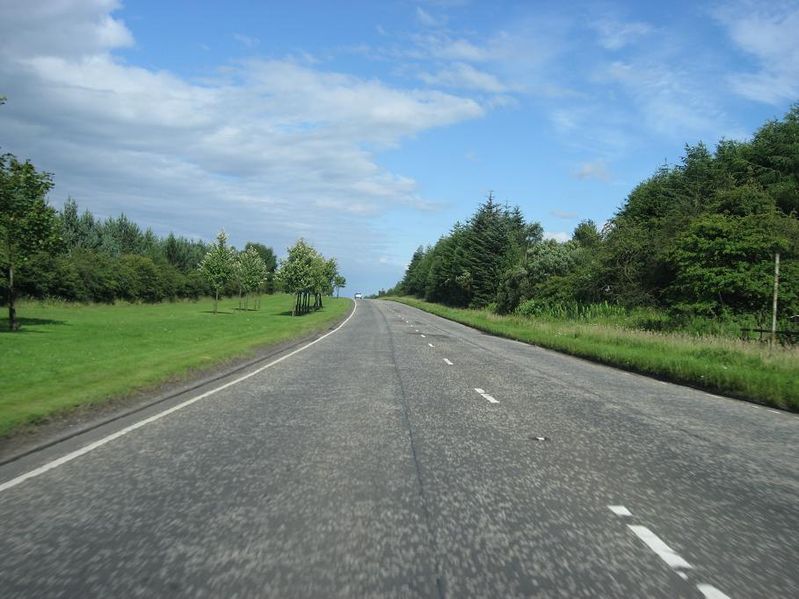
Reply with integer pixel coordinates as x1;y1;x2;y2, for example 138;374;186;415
198;230;274;313
393;105;799;326
2;151;346;327
1;192;281;308
196;232;348;315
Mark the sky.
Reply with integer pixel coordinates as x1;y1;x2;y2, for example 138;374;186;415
1;0;797;295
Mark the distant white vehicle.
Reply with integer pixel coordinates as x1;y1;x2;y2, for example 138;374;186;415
354;293;363;299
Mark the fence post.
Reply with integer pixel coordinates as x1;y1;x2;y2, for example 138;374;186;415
771;252;780;346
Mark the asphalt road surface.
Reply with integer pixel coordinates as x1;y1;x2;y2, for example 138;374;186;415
1;299;797;598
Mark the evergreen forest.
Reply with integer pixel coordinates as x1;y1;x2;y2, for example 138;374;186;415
389;106;799;333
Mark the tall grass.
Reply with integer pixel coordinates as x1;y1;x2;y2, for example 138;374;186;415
386;297;799;411
514;299;780;339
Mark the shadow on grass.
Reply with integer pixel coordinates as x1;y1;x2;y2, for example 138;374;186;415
0;317;68;333
199;310;235;315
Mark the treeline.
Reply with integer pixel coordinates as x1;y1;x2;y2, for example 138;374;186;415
4;198;277;304
392;105;799;326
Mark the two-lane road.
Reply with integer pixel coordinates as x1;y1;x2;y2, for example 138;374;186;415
1;299;796;597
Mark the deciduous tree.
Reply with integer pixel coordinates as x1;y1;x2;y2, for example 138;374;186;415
199;229;235;313
0;154;57;330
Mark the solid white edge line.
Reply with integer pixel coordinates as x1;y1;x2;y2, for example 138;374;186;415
0;300;359;494
696;583;731;599
627;525;692;570
608;505;632;517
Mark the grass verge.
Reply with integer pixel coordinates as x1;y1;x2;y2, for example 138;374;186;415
0;295;351;437
383;296;799;412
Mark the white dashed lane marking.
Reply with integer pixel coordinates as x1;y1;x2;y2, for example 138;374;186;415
428;343;434;347
627;525;692;569
473;388;499;404
697;584;732;598
443;358;453;365
609;506;732;599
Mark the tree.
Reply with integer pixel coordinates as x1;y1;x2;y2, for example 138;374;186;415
463;193;508;308
60;198;101;253
276;239;319;315
401;246;429;297
672;213;798;317
235;246;269;310
274;239;337;315
0;154;57;330
333;274;346;298
572;219;602;248
198;229;235;313
244;242;277;293
317;257;339;308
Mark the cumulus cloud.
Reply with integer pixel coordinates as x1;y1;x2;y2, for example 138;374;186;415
0;0;133;59
0;0;484;283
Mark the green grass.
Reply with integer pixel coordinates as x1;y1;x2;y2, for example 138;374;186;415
0;295;351;437
382;296;799;412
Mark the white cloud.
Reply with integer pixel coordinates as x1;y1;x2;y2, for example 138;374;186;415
416;7;439;28
0;0;484;286
419;62;507;92
602;60;730;139
543;231;570;242
0;0;133;59
406;20;576;101
550;210;577;219
573;160;611;182
713;1;799;104
233;33;260;49
593;19;652;50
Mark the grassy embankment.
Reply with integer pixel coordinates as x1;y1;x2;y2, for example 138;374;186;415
383;297;799;412
0;295;351;437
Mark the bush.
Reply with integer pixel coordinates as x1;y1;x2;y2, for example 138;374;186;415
71;250;118;303
117;254;164;302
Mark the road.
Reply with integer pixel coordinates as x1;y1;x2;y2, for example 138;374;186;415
0;299;796;598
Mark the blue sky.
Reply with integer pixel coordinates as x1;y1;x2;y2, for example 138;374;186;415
1;1;797;295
